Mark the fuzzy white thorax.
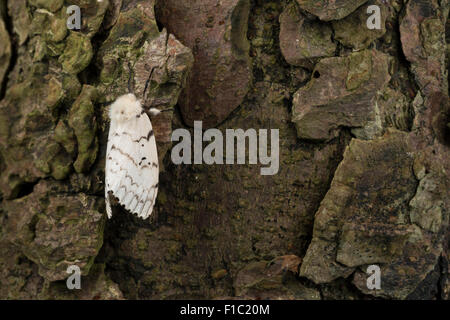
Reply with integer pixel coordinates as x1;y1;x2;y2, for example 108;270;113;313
109;93;142;124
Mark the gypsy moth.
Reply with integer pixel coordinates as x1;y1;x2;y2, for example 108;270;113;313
105;93;159;219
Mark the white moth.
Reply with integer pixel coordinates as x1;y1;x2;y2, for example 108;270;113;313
105;93;160;219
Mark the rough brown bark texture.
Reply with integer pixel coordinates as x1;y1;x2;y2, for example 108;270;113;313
0;0;448;299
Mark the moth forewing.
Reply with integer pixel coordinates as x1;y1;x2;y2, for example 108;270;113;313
105;94;159;220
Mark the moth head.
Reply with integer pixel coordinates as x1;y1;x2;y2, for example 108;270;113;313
109;93;142;124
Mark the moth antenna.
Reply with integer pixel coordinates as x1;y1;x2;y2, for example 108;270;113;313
127;62;134;94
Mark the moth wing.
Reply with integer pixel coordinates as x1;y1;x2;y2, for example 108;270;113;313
105;120;117;218
105;112;159;219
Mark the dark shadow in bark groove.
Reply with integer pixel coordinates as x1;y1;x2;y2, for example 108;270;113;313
0;2;18;101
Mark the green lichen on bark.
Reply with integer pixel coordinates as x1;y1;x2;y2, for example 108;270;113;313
68;85;99;173
59;32;93;74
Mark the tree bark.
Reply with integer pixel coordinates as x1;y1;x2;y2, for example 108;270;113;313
0;0;448;300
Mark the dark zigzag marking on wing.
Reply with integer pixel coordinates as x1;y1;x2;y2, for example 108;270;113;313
141;162;158;169
110;145;140;167
136;183;159;215
112;130;154;143
107;163;158;195
108;167;139;189
113;186;141;210
113;182;158;195
121;185;158;216
109;146;158;170
125;181;158;208
140;190;158;217
109;150;157;170
108;175;159;215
